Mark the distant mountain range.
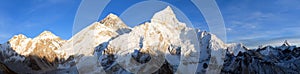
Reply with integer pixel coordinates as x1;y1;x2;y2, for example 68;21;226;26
1;6;299;74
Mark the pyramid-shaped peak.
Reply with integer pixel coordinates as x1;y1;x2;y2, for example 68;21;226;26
100;13;121;23
35;30;58;39
99;13;129;29
151;6;179;24
106;13;119;19
282;40;290;46
100;13;122;23
154;6;175;17
163;6;174;13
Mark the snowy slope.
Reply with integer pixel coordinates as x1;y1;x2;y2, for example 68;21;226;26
57;13;130;59
93;6;229;74
56;13;131;73
96;6;200;74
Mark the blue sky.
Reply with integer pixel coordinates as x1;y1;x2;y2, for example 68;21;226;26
0;0;299;48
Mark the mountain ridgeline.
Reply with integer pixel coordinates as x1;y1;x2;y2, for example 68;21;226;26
1;6;300;74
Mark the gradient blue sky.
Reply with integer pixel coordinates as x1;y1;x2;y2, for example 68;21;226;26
0;0;299;48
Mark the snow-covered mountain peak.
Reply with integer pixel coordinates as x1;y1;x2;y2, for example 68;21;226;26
35;30;59;39
8;34;28;42
282;40;290;46
58;13;131;59
15;34;27;38
99;13;129;30
7;34;32;54
106;13;119;19
159;6;174;15
151;6;181;25
151;6;175;21
148;6;187;33
227;43;248;56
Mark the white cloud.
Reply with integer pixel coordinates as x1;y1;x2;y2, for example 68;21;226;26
226;28;232;31
248;11;274;20
228;26;300;48
27;0;69;15
227;13;264;31
228;21;258;30
221;0;300;48
226;11;275;31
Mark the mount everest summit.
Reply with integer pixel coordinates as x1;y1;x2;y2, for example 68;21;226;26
1;6;300;74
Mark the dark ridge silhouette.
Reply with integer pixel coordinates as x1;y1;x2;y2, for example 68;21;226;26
222;42;300;74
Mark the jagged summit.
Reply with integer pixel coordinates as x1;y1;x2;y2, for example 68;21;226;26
227;43;248;56
9;34;28;41
8;34;30;49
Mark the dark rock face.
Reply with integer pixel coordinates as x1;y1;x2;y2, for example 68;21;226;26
0;62;17;74
221;45;300;74
152;60;174;74
132;49;151;64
